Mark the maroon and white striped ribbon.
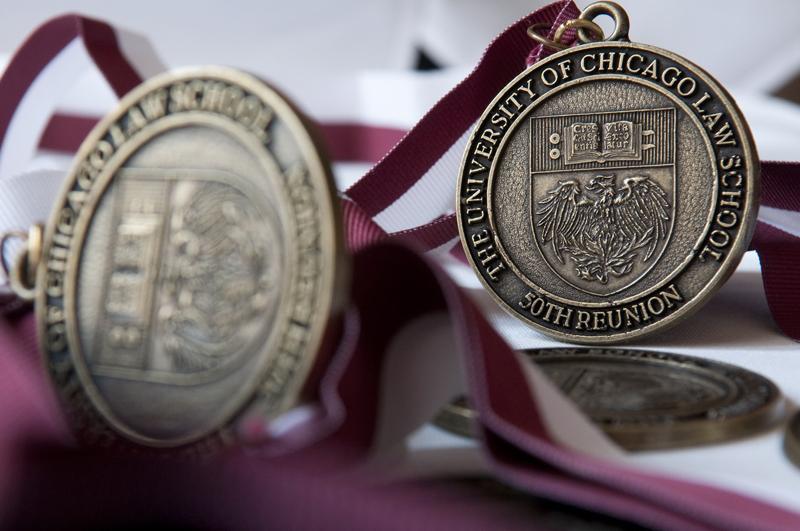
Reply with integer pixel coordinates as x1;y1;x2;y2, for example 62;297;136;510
2;3;800;530
0;15;163;180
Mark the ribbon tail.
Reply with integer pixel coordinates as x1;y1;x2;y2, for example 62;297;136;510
751;161;800;340
751;221;800;340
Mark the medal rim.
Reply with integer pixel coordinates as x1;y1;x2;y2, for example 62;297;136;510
435;348;783;451
455;40;759;344
36;66;348;449
783;411;800;470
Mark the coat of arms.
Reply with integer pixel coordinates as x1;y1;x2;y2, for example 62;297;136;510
530;108;676;296
92;168;281;382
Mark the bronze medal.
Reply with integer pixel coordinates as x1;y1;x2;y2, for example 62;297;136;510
7;68;346;451
784;411;800;469
456;2;758;343
435;348;782;451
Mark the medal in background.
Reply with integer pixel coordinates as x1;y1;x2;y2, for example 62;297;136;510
435;348;783;451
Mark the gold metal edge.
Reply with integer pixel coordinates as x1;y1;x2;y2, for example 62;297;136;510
36;66;348;450
455;40;759;345
434;349;782;451
783;412;800;469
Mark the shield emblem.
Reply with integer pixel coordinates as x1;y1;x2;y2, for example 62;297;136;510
91;168;282;383
530;108;676;296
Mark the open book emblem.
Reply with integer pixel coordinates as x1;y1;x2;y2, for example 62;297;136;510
530;108;676;297
563;120;656;164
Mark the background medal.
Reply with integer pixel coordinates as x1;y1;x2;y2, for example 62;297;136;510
29;68;347;450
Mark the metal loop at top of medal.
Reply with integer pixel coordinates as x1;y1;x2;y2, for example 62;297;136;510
578;1;630;43
527;1;630;53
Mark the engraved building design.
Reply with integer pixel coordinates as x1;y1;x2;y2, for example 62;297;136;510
92;169;281;382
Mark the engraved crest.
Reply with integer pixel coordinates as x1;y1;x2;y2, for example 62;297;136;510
543;363;722;414
37;68;344;448
562;119;654;164
535;173;671;284
92;168;282;383
531;108;676;296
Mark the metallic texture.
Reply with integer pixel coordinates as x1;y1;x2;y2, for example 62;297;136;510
784;411;800;470
577;2;630;43
527;23;570;52
528;19;605;53
553;19;604;47
457;37;758;343
435;348;783;451
36;68;346;451
527;1;627;54
2;224;41;300
0;230;26;285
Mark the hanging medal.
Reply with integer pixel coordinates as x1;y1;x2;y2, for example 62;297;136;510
457;1;758;343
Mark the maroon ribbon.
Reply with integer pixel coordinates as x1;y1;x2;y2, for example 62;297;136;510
0;15;142;152
752;162;800;339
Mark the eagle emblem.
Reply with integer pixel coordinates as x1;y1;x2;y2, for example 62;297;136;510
535;174;671;285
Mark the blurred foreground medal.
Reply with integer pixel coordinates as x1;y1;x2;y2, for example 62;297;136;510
456;2;758;343
783;412;800;469
7;68;347;451
435;348;782;451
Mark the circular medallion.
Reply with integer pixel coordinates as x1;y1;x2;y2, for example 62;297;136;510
435;348;782;450
37;68;347;450
456;42;758;343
